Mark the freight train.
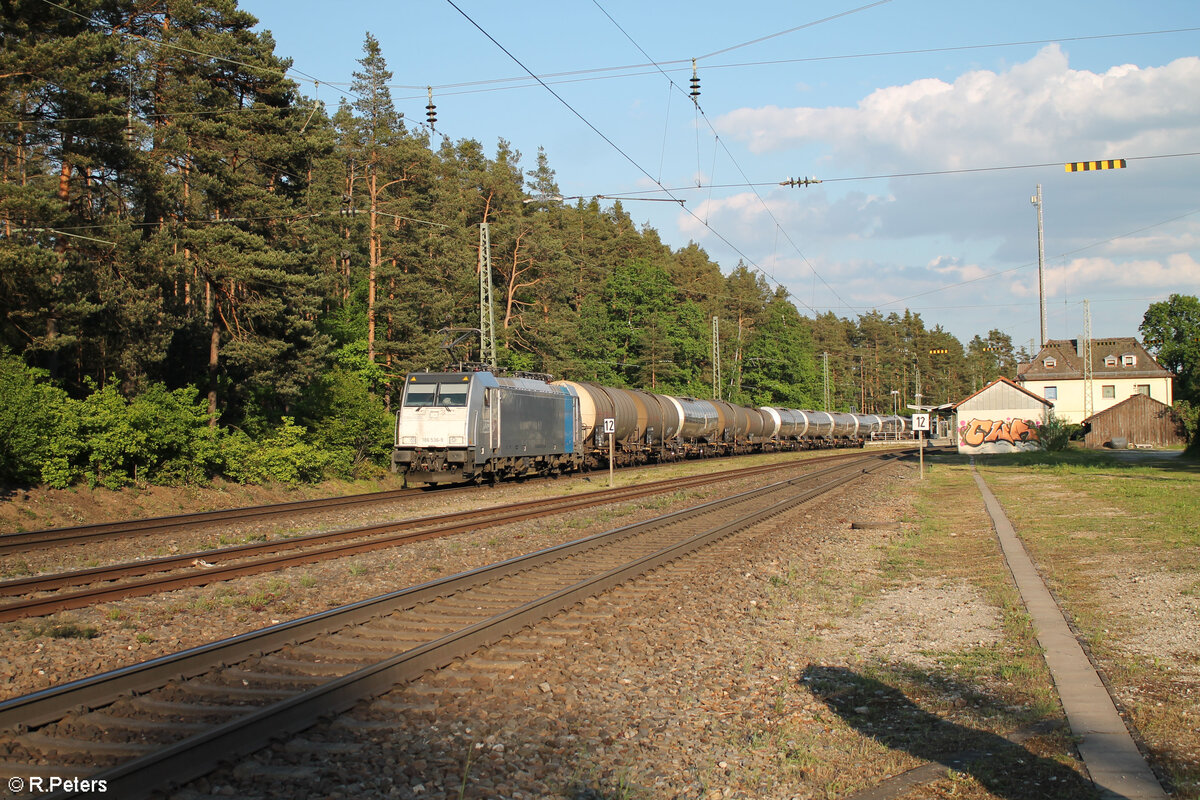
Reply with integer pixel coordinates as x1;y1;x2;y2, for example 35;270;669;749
392;370;906;485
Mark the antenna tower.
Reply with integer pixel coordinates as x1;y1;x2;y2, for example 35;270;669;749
478;223;497;370
1031;185;1047;347
822;352;831;411
1082;299;1093;420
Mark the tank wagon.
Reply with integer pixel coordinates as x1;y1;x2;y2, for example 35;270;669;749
393;370;904;485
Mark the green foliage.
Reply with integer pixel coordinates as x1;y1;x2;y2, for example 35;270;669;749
1173;400;1199;451
1141;294;1200;405
71;381;221;489
1037;412;1071;452
0;350;75;486
304;369;393;479
221;418;330;486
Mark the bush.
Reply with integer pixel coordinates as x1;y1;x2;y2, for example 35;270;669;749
1175;400;1199;452
221;417;330;486
306;369;393;479
0;352;78;487
1038;411;1071;452
77;381;220;488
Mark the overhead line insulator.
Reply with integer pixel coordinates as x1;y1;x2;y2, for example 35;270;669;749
779;177;822;187
689;58;700;104
426;86;437;130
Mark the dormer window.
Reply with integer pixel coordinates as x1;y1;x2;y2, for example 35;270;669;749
1122;354;1136;366
1043;357;1057;368
1104;356;1118;367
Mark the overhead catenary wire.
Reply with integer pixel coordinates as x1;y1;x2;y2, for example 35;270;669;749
445;0;811;311
358;26;1200;96
591;0;857;312
589;151;1200;198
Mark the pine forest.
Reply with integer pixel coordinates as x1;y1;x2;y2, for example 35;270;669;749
1;1;1025;488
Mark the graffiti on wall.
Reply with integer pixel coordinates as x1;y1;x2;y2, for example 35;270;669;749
958;418;1040;452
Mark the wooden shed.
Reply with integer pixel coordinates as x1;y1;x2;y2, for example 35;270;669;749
1081;393;1186;449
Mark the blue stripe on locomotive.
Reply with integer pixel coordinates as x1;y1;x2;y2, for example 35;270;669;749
561;387;575;453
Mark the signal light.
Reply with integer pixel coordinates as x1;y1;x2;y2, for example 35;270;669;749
929;348;949;354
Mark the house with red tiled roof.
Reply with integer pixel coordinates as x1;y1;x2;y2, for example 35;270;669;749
1016;338;1173;424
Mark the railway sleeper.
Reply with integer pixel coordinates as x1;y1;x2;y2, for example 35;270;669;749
18;730;155;758
257;654;361;677
288;643;410;662
126;697;248;717
216;667;331;687
76;712;209;734
177;680;292;700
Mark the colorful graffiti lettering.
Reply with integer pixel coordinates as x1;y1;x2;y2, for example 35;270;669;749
959;418;1040;448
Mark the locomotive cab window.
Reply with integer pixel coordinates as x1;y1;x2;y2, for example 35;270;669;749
403;383;469;408
403;385;437;407
438;384;469;407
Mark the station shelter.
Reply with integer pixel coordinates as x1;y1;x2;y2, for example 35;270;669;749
950;377;1053;455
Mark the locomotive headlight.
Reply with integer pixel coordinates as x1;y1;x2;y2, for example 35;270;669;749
449;436;465;444
401;436;417;445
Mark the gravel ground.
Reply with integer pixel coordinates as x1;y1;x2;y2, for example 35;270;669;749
162;462;1007;800
0;456;833;700
0;455;1098;799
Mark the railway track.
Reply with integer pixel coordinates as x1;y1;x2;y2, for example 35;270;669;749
0;448;880;556
0;451;899;623
0;450;901;799
0;486;429;555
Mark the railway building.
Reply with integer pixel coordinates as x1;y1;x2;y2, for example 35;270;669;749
951;376;1053;455
1017;338;1174;424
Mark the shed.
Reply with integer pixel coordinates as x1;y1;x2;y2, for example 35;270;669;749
952;377;1053;455
1081;393;1185;449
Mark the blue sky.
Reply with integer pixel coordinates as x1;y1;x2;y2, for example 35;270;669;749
240;0;1200;353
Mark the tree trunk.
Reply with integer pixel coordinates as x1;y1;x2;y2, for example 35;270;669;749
206;279;218;425
367;172;378;363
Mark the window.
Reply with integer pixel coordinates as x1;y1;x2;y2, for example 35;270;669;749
402;385;437;407
402;382;470;408
1123;354;1136;366
1104;356;1118;367
438;383;469;407
1043;357;1057;368
1044;386;1058;400
1102;385;1115;399
1135;384;1150;396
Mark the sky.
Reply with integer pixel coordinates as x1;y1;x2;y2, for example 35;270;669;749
239;0;1200;354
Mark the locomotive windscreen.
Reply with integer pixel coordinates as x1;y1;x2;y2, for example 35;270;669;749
402;382;469;408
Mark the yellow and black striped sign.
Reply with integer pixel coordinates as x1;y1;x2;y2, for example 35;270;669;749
1065;159;1126;172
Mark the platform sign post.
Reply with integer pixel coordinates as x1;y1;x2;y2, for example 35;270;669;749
912;413;931;479
603;418;616;487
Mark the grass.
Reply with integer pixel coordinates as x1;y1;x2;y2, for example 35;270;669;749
23;619;99;639
975;450;1200;798
743;459;1100;799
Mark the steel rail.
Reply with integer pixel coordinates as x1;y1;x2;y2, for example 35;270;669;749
0;448;885;555
0;453;897;736
0;487;426;553
0;453;899;622
32;453;899;800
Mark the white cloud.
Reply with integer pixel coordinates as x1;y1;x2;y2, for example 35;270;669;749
1038;253;1200;298
715;46;1200;170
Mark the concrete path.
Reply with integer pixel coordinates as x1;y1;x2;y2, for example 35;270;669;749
972;467;1167;800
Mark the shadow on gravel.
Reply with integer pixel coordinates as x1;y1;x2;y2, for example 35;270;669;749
802;665;1103;800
